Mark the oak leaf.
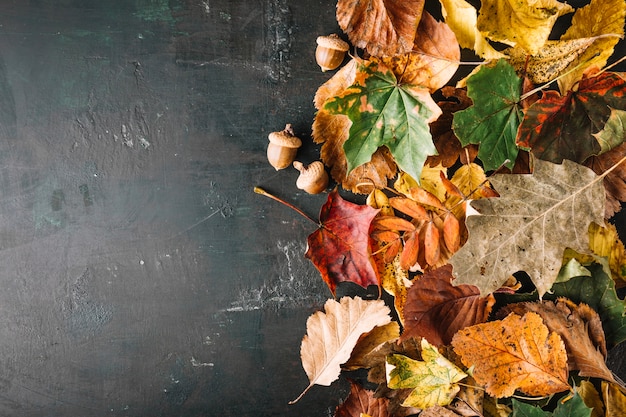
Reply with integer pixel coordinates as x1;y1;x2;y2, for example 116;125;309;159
386;339;468;409
451;312;570;398
439;0;504;60
476;0;574;55
498;299;614;382
452;59;523;172
558;0;626;93
378;11;460;92
401;264;495;346
323;60;441;184
292;296;391;403
306;189;380;295
336;0;424;57
335;380;390;417
517;71;626;164
449;159;606;297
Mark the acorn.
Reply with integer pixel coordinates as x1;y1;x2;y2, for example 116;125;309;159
267;124;302;170
294;161;329;194
315;34;349;72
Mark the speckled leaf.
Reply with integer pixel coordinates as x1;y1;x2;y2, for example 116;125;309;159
476;0;574;55
324;60;440;183
558;0;626;93
386;339;467;408
452;312;570;398
452;59;522;171
449;159;605;297
517;72;626;164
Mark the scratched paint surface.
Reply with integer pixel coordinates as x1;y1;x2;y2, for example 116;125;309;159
0;0;341;416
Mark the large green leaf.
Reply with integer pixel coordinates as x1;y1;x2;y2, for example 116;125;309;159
452;59;522;171
323;60;438;182
511;393;591;417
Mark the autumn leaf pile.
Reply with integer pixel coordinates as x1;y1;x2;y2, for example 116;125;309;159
259;0;626;415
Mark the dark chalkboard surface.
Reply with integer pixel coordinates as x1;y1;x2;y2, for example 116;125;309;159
0;1;623;416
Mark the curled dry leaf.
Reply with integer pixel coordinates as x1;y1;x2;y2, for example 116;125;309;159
292;296;391;404
378;11;460;92
336;0;425;57
401;264;495;346
498;298;614;382
451;312;570;398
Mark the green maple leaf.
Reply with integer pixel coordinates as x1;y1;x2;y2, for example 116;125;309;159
386;338;467;409
452;59;523;171
323;60;438;182
511;393;591;417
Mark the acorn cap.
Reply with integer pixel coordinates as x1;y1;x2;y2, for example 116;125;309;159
268;124;302;148
316;34;349;51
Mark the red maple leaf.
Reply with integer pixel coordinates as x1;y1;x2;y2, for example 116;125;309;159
401;264;495;346
517;71;626;163
306;189;380;295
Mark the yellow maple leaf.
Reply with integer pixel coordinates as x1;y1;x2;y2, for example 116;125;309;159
439;0;504;60
558;0;626;93
386;339;467;409
477;0;574;55
452;312;570;398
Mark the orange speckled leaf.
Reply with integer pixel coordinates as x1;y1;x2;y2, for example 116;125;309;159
452;312;570;398
306;189;380;295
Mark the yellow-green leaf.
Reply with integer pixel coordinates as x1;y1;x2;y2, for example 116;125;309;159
386;339;467;409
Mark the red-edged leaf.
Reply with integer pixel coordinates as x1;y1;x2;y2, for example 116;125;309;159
401;265;496;346
423;222;441;266
517;71;626;163
306;189;380;295
389;197;429;220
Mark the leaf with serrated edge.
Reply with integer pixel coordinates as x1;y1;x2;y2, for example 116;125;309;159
449;159;605;297
291;296;391;403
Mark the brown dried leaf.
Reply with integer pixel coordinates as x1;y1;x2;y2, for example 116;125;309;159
378;11;460;92
401;265;495;346
498;299;614;382
312;109;397;194
583;141;626;219
336;0;425;57
344;322;400;371
335;380;390;417
452;312;570;398
292;296;392;403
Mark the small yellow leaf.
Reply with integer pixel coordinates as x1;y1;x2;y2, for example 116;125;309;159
578;380;604;417
602;381;626;417
588;222;626;287
386;339;467;409
367;189;394;216
439;0;504;59
477;0;574;55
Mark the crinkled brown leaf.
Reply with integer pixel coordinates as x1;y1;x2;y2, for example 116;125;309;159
306;189;380;295
335;380;390;417
401;265;495;346
336;0;425;57
584;141;626;218
292;296;391;403
452;312;570;398
449;159;605;297
312;110;397;194
378;11;459;92
498;298;614;382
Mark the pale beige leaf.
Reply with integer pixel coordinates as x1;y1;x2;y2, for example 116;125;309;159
477;0;574;55
558;0;626;93
449;159;605;297
291;296;392;403
439;0;504;60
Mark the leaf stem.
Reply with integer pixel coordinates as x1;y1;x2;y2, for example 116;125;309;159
254;187;319;225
